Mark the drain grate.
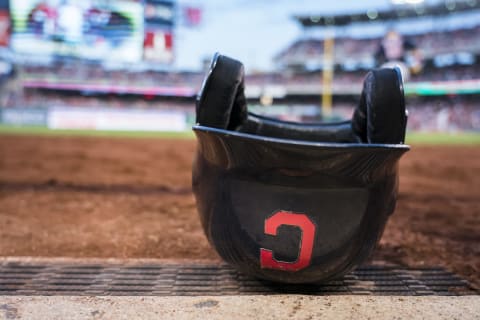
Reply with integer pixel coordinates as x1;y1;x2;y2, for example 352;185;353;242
0;261;477;296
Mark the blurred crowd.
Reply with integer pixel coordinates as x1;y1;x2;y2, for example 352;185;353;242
406;97;480;132
21;64;205;88
1;88;193;113
275;25;480;69
17;61;480;91
323;97;480;132
410;64;480;82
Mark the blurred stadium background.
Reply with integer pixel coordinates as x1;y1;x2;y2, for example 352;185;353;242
0;0;478;139
0;0;479;295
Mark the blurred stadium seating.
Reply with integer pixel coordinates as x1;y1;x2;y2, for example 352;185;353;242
0;0;479;133
274;26;480;72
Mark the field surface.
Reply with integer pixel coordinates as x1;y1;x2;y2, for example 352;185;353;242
0;134;478;288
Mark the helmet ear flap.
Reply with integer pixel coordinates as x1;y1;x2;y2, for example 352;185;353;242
352;68;407;144
196;53;248;130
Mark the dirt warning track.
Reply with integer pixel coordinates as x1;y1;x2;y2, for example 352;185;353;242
0;135;478;288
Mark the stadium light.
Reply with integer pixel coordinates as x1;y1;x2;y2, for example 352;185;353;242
366;9;379;19
414;6;426;14
467;0;477;6
445;1;456;10
391;0;425;4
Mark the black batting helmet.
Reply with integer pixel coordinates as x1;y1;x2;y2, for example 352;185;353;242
192;53;409;284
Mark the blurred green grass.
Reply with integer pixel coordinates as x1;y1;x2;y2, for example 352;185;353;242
1;125;479;144
405;132;480;145
0;125;195;139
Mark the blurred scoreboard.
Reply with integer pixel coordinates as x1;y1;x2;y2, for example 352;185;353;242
143;0;175;64
0;0;9;47
0;10;9;47
9;0;144;63
6;0;179;66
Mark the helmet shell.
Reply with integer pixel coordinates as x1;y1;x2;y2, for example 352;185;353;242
193;126;409;284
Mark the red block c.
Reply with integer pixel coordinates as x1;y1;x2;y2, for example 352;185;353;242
260;211;316;272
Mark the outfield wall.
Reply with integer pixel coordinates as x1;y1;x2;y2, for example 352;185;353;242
1;108;48;126
1;107;190;132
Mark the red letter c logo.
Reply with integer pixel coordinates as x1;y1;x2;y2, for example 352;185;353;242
260;211;316;272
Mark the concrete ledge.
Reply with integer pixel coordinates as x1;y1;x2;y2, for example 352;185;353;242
1;295;479;320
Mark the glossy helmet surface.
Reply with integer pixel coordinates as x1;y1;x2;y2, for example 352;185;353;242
193;53;409;284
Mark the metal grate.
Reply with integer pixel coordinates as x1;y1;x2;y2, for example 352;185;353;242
0;261;477;296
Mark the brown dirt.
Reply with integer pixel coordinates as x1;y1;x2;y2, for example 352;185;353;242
0;135;478;288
